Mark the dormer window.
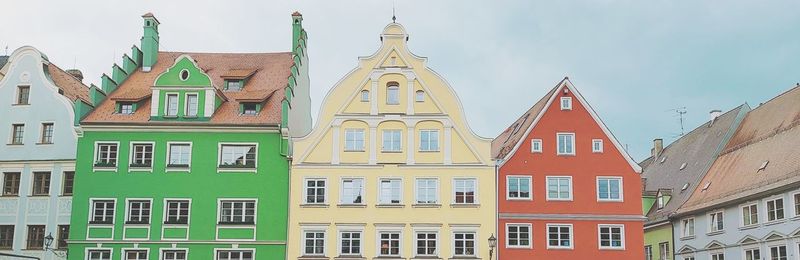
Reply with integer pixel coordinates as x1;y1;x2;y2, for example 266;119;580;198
185;94;199;117
226;80;243;91
387;82;400;105
361;90;370;102
242;103;258;115
119;103;134;114
165;93;179;117
656;194;665;209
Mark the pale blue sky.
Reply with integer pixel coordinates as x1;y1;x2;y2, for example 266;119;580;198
3;1;799;160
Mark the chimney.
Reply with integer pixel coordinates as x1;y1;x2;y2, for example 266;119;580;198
709;109;722;121
652;138;663;158
140;12;160;72
66;69;84;82
292;11;303;50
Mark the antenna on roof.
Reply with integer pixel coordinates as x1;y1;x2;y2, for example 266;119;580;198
4;46;7;55
665;107;687;137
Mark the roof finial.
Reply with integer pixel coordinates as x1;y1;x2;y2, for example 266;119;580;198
392;1;397;23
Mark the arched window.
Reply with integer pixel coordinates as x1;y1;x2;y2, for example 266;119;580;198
386;82;400;105
415;90;425;102
360;90;370;102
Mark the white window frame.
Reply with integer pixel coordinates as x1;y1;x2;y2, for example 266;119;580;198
382;129;402;152
386;85;400;105
217;143;258;170
124;198;152;225
340;177;366;205
216;199;257;225
415;90;425;102
338;229;363;256
166;142;192;170
165;93;179;117
710;252;724;260
413;230;439;257
681;217;695;238
596;176;624;202
452;178;478;205
414;178;439;205
506;175;532;200
768;245;788;260
597;224;625;250
93;141;120;170
300;229;326;256
793;191;800;217
657;194;665;209
128;142;155;170
743;247;761;260
344;129;365;152
708;211;724;233
88;198;117;225
419;129;440;152
560;97;572;110
184;93;199;117
505;223;532;249
376;229;403;257
530;139;542;153
303;178;327;205
86;248;113;260
214;249;254;260
163;198;191;225
556;133;575;155
765;196;785;223
592;139;604;153
39;122;54;144
120;103;134;114
741;202;760;227
123;248;149;260
546;224;574;249
360;90;370;102
452;231;478;257
378;178;403;205
160;248;188;260
546;176;573;201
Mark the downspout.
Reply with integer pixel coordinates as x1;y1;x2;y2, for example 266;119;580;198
495;158;503;260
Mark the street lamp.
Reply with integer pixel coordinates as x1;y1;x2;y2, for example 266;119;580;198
488;233;497;260
44;232;67;258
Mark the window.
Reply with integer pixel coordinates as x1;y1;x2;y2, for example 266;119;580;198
242;103;258;115
11;124;24;144
711;253;725;260
415;90;424;102
40;123;54;144
598;225;624;249
379;231;401;256
226;80;242;91
766;198;785;222
3;172;20;195
216;250;253;260
744;248;760;260
547;224;573;249
344;129;365;151
164;200;190;224
219;144;257;168
742;203;759;226
305;179;326;204
120;102;134;114
454;232;476;256
684;257;695;260
547;176;572;200
360;90;370;102
454;178;477;204
16;86;30;105
57;225;69;248
126;200;151;224
387;83;400;105
303;231;325;256
219;200;256;224
795;193;800;217
560;97;572;110
657;194;666;209
90;200;115;224
179;69;190;81
167;143;191;167
125;250;148;260
769;245;787;260
130;143;154;168
557;133;575;155
340;178;364;204
185;93;198;117
379;179;402;204
94;142;118;167
382;130;402;152
87;250;111;260
506;224;531;248
507;176;531;199
0;225;13;249
165;93;179;117
162;250;187;260
644;245;653;260
415;178;438;204
597;177;623;201
415;232;437;256
419;130;439;151
681;218;694;238
709;211;724;232
32;172;50;196
340;231;362;256
26;225;45;249
592;139;603;153
531;139;542;153
658;242;670;260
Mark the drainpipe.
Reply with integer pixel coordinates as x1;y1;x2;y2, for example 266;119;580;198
495;159;503;260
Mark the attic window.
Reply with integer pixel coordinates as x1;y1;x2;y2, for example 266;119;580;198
560;97;572;110
656;194;665;209
757;161;769;172
679;163;687;170
390;56;397;65
702;182;711;191
660;156;667;164
360;90;370;102
119;103;134;114
415;90;425;102
179;69;190;81
242;103;258;115
227;80;243;91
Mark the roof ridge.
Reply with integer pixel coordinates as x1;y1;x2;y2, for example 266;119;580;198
159;51;293;55
655;104;746;154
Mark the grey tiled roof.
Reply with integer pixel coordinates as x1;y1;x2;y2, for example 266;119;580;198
0;56;9;69
641;104;749;225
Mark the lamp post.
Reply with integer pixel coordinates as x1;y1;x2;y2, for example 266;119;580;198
44;232;67;258
488;233;497;260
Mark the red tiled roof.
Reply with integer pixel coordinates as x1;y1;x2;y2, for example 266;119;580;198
47;63;92;105
221;69;258;79
82;51;294;125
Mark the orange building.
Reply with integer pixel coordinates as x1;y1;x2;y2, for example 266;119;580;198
492;78;644;260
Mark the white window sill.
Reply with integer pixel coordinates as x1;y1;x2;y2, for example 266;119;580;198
450;203;480;208
599;247;625;251
376;204;405;208
546;246;574;250
337;204;367;208
507;197;532;201
92;167;117;172
412;203;441;208
546;198;573;202
739;224;760;231
764;219;786;226
217;168;257;173
300;204;330;208
706;230;725;236
597;199;624;203
679;235;695;241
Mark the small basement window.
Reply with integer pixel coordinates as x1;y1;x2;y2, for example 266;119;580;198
242;103;258;115
226;80;243;91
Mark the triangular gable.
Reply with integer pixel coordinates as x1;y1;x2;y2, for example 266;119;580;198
704;240;725;250
677;245;696;254
763;231;786;241
737;235;760;245
376;48;411;68
497;78;643;173
153;54;213;87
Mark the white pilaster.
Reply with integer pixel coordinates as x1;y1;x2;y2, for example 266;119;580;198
406;126;415;164
406;78;415;115
150;89;160;116
369;126;378;165
370;79;379;115
444;126;453;165
331;126;340;164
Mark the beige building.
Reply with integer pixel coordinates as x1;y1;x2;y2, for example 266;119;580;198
287;22;496;260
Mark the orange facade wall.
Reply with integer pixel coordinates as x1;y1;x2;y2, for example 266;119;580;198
498;86;644;259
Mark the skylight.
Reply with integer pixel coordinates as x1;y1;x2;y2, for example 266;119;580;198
681;183;689;191
679;162;687;170
660;156;667;164
702;182;711;191
757;161;769;172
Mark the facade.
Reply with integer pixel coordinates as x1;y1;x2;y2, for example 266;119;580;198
67;13;311;260
288;22;496;260
639;105;750;260
493;78;645;259
0;46;93;259
673;85;800;260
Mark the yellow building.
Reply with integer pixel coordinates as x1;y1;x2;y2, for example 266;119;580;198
288;22;496;260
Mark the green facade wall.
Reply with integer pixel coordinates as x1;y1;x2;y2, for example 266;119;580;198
68;129;289;260
644;224;673;260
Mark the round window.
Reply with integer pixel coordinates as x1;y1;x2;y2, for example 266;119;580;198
179;69;190;81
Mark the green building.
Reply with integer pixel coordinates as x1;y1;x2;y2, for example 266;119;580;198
67;12;311;260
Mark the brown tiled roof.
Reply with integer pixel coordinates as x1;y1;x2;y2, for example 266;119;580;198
110;88;151;102
47;63;92;105
82;51;294;125
491;81;560;159
678;85;800;214
641;105;748;224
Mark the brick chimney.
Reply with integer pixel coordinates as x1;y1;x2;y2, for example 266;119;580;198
651;138;664;159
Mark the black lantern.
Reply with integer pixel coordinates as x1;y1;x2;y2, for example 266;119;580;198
44;233;54;250
488;233;497;260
